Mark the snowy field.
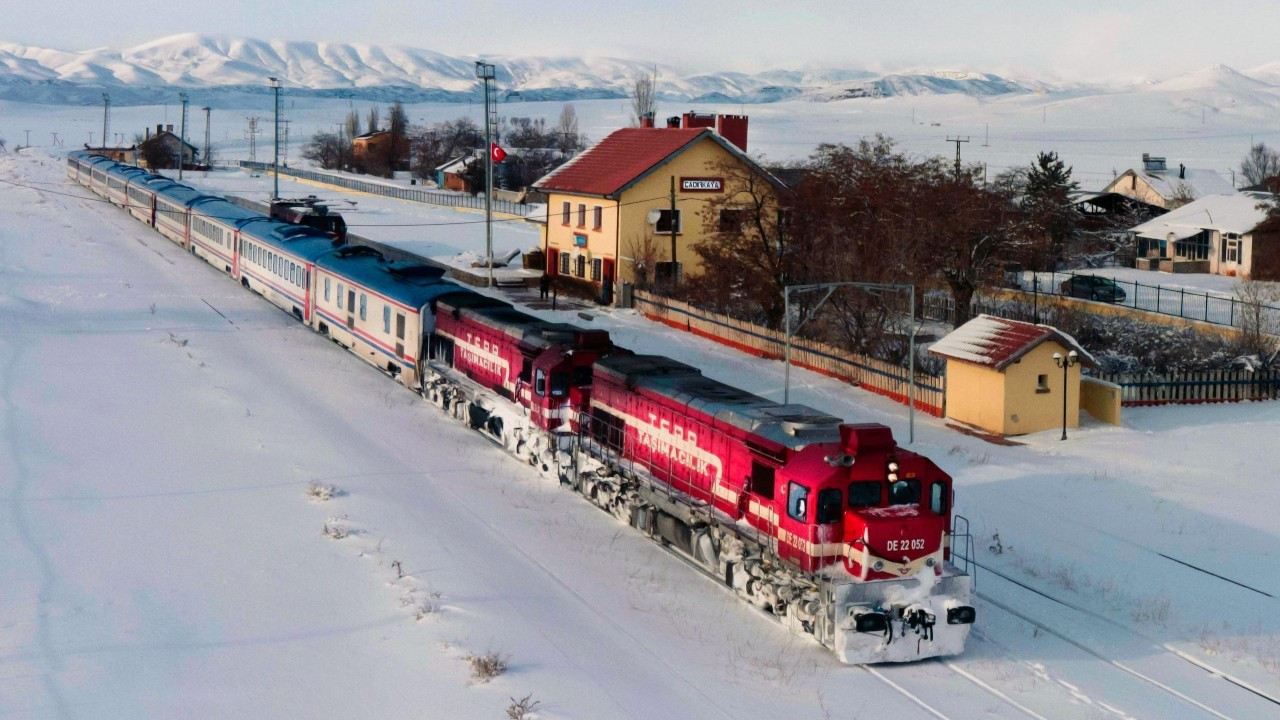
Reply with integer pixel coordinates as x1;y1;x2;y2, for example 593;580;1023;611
3;105;1280;717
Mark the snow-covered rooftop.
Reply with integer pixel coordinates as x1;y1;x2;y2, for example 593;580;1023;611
1107;167;1237;201
1130;191;1274;238
929;314;1097;370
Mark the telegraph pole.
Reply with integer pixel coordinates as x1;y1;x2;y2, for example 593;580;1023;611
946;136;970;180
669;175;678;289
475;61;496;287
202;107;212;169
269;77;281;200
101;93;110;150
178;92;189;180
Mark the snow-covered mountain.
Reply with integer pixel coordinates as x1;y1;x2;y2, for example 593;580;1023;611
2;33;1280;109
0;33;1044;105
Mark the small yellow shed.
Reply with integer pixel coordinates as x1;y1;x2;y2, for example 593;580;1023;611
929;315;1097;437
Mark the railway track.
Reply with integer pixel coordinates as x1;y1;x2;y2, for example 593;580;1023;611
974;558;1280;719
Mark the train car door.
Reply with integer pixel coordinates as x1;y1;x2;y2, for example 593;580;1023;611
346;288;356;330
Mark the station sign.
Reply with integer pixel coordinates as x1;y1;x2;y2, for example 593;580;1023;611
680;177;723;193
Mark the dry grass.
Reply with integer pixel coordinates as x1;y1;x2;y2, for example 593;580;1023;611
306;482;339;501
465;651;509;683
506;693;541;719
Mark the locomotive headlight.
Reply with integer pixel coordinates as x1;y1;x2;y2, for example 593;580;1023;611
888;461;900;473
925;557;937;568
887;473;898;482
872;560;884;572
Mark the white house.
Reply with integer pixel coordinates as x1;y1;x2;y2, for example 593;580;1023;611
1129;191;1278;278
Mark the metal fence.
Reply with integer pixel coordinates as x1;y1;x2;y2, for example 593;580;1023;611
238;161;528;216
633;290;946;417
1007;270;1280;331
1093;370;1280;406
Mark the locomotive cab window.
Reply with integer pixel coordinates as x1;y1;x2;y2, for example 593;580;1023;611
889;478;921;506
572;366;593;386
816;488;842;524
848;481;881;507
787;482;809;523
750;460;775;500
930;482;948;515
549;371;569;397
535;368;547;396
519;358;533;384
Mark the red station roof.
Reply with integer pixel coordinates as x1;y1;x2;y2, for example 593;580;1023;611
929;314;1097;370
534;127;711;197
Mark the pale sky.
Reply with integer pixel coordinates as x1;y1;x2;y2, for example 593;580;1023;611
10;0;1280;82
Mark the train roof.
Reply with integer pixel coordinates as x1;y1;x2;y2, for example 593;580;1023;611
240;220;338;261
436;294;611;351
595;354;843;448
316;246;461;309
189;196;265;228
154;182;209;207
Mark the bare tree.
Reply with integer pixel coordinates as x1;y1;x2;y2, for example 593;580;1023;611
632;74;656;126
366;106;381;135
1240;142;1280;187
385;101;410;176
1231;277;1280;367
556;103;583;152
344;110;362;143
302;131;343;170
1168;181;1197;209
623;232;664;288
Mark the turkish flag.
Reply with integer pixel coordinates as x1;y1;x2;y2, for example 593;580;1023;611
491;143;507;163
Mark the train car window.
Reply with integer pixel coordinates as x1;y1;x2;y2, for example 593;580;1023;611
359;294;367;321
324;277;330;302
535;369;547;396
750;461;776;500
550;371;569;397
889;478;921;506
337;284;345;309
383;305;391;334
572;366;592;386
930;482;947;515
816;488;842;524
787;482;809;523
396;314;405;340
847;481;881;507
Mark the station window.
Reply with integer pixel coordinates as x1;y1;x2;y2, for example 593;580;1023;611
593;205;603;230
576;255;586;278
591;258;602;281
787;482;809;523
561;201;570;225
1037;374;1049;393
383;305;391;333
847;481;881;507
577;203;586;227
560;252;570;275
655;209;681;235
718;208;744;233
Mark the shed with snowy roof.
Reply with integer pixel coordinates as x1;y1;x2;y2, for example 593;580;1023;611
929;315;1100;437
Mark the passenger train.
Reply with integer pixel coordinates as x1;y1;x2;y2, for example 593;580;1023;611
66;150;975;664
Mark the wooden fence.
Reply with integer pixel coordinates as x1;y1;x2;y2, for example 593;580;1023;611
1092;370;1280;406
632;290;946;417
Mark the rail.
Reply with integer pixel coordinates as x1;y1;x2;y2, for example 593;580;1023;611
238;161;529;217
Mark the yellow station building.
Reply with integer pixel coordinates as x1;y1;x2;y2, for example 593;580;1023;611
533;114;783;304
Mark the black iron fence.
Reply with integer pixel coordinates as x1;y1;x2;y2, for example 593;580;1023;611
238;161;528;216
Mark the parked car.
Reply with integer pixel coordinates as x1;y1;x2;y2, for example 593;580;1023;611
1060;275;1127;303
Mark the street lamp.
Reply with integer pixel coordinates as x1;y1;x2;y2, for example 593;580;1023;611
268;77;281;201
1052;350;1079;441
475;60;496;288
178;92;188;181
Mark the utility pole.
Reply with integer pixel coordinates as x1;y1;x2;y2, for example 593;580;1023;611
982;123;989;147
669;175;679;289
269;77;281;200
946;136;970;180
101;93;110;150
202;107;212;170
24;130;30;147
475;60;496;287
178;92;189;180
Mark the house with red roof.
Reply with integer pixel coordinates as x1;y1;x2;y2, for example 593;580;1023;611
929;315;1113;436
532;114;783;304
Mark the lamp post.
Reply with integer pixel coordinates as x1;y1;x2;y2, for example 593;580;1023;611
177;92;188;180
268;77;281;201
475;60;496;288
1052;350;1079;441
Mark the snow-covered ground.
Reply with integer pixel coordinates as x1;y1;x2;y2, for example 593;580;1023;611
4;120;1280;716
